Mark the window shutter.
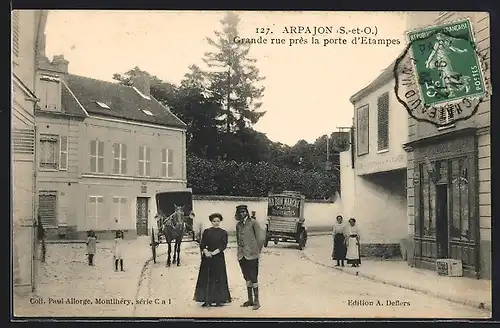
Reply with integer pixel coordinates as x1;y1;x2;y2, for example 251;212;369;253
98;141;104;173
12;11;19;58
39;193;57;227
59;136;68;170
90;140;96;172
377;93;389;151
168;149;174;177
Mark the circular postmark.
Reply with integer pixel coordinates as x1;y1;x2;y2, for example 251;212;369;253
393;18;491;127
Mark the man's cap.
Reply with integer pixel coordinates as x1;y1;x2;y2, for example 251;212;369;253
236;205;248;211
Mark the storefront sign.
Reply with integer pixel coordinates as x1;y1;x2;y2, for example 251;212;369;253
356;154;406;174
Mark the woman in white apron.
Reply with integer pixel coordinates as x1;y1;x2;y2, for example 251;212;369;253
345;218;361;267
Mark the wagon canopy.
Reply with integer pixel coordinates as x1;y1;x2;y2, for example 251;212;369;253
155;188;193;217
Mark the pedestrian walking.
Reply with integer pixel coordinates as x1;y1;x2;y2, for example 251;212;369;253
193;213;232;307
235;204;265;310
346;218;361;267
86;230;97;266
36;214;46;263
331;215;347;267
113;230;125;272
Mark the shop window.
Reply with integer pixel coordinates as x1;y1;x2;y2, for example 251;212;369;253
420;163;436;237
450;158;471;241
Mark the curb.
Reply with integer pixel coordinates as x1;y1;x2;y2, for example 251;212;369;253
301;249;491;312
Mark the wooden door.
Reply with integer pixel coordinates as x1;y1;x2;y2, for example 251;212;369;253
136;197;149;236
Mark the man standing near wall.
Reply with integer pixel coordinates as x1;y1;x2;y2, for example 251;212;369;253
235;205;265;310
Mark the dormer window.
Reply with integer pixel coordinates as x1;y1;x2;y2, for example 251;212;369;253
37;74;62;112
141;109;154;116
96;101;110;109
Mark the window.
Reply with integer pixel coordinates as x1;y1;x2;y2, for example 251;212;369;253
59;136;68;170
438;106;455;126
38;76;61;111
38;191;57;227
112;143;127;175
96;101;110;109
356;105;369;156
377;93;389;151
39;134;67;170
138;146;151;176
113;197;128;224
12;11;19;58
161;148;174;178
90;140;104;173
87;196;104;230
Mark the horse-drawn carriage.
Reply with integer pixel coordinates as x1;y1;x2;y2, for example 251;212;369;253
264;191;308;250
150;188;196;265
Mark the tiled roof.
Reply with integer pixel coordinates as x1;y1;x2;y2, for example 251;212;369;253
60;82;87;118
63;74;187;129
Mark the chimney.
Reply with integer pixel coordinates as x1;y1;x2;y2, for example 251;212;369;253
51;54;69;74
131;71;151;97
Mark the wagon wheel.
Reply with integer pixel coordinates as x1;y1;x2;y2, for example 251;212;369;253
150;228;157;263
298;228;307;250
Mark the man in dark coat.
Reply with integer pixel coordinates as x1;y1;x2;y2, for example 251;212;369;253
235;204;265;310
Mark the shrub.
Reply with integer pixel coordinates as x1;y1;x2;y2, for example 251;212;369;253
187;154;338;199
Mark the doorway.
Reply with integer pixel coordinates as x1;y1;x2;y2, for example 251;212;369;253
136;197;149;236
435;184;449;258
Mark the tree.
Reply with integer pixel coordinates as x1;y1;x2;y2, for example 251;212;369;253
202;12;266;133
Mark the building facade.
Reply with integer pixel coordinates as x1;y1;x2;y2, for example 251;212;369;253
341;62;409;257
12;10;48;293
404;12;491;279
35;31;187;239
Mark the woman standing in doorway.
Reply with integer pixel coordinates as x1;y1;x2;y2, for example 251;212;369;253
346;218;361;267
331;215;347;267
193;213;232;307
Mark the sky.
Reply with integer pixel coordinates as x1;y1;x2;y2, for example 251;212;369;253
45;10;408;146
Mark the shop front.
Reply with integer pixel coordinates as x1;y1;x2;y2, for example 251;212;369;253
407;128;480;278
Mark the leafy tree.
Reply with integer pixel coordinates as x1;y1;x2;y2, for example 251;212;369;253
202;12;266;133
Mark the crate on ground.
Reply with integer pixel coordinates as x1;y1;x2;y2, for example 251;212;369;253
436;259;463;277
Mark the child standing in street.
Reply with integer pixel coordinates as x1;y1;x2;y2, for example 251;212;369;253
114;230;125;272
86;230;97;266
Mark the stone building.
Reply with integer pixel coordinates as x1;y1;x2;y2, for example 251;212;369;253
12;9;48;293
34;22;187;239
404;12;491;279
340;59;409;258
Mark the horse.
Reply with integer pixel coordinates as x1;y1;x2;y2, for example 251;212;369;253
159;205;186;267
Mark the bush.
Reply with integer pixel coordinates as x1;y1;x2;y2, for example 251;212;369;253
187;154;338;199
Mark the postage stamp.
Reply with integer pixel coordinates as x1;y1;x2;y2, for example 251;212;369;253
393;18;490;127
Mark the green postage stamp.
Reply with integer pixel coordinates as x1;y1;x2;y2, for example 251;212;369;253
407;19;486;107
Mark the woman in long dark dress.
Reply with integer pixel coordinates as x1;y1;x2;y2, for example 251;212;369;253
193;213;232;307
331;215;347;267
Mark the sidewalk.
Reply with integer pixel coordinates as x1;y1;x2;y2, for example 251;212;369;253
13;236;200;317
303;235;492;311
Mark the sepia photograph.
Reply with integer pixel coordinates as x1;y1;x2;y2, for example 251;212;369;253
11;10;492;319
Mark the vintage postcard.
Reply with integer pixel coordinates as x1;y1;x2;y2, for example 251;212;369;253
11;10;492;320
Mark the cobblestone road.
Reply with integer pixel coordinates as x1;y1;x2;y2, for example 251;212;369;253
14;238;490;319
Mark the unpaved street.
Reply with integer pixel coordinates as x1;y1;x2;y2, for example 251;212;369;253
13;238;490;319
134;243;490;318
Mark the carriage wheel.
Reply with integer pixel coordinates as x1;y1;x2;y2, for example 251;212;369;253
298;228;307;250
151;228;157;263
